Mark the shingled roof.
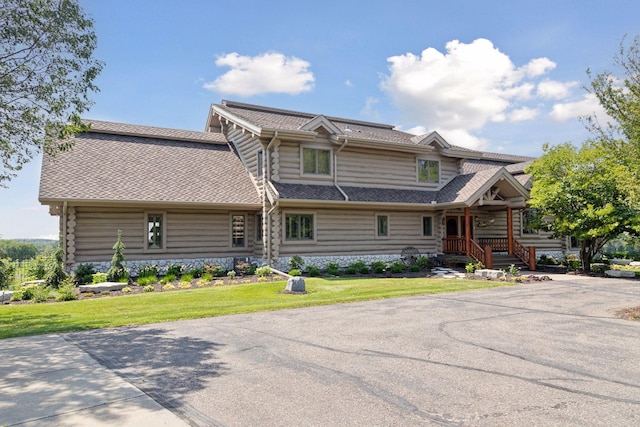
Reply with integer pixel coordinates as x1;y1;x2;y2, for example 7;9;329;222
39;123;260;207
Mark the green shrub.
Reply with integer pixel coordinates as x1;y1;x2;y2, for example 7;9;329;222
289;255;304;270
308;266;321;277
45;246;67;288
187;267;203;278
166;264;185;277
0;258;16;289
325;261;340;276
371;260;387;274
19;283;39;300
465;261;484;273
73;263;95;285
235;261;255;276
348;260;367;272
137;264;159;278
106;231;129;283
343;266;357;275
56;280;78;301
25;255;47;280
409;265;421;273
564;254;580;271
255;266;272;277
31;286;50;303
92;272;108;284
160;274;176;284
227;270;236;278
180;273;193;283
10;289;24;301
358;265;371;275
201;272;213;282
417;256;436;270
204;263;225;277
390;261;405;274
288;269;301;276
137;275;157;286
143;285;154;292
121;286;132;293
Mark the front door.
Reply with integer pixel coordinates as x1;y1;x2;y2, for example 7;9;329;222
446;215;473;238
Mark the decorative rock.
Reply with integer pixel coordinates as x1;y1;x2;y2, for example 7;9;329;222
0;291;13;302
630;261;640;267
605;269;636;278
78;282;128;293
285;277;306;292
475;269;506;279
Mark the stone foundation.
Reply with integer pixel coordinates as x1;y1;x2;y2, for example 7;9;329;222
68;257;244;277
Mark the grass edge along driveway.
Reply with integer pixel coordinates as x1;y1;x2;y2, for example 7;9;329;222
0;277;513;339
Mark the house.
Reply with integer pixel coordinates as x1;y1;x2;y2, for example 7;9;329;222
39;100;570;274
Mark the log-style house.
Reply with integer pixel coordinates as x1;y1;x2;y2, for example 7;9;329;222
39;100;571;273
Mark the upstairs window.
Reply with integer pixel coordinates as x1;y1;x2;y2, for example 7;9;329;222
418;159;440;183
257;150;264;178
302;147;331;175
147;213;164;249
256;213;263;242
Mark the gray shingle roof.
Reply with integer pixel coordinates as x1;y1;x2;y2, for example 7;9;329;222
85;119;227;144
273;183;438;204
39;128;261;206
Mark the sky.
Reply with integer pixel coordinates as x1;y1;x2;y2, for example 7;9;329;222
1;0;639;239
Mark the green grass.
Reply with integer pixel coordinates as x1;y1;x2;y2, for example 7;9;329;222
0;277;512;339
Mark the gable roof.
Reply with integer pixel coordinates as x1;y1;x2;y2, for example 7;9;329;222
39;122;261;207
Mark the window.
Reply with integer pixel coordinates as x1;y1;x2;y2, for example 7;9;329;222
418;159;440;183
257;150;264;178
256;213;263;242
376;215;388;237
231;215;246;247
522;209;539;235
302;147;331;175
147;213;164;249
422;216;433;237
285;214;314;241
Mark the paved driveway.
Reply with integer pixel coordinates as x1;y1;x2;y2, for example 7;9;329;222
65;274;640;426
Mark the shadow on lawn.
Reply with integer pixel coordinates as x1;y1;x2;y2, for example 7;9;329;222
66;327;226;421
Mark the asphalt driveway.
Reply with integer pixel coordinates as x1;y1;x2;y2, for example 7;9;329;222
44;275;640;425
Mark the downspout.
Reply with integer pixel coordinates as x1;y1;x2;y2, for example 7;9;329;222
264;132;279;264
334;138;349;201
62;201;68;267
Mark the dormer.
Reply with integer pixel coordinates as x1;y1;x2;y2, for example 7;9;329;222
299;115;343;136
410;131;451;149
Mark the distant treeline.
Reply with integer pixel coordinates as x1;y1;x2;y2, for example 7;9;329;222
0;239;59;261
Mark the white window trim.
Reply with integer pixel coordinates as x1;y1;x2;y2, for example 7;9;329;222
300;144;333;179
421;215;435;238
144;211;167;253
230;213;247;248
375;213;390;239
282;210;317;244
416;156;440;184
257;149;264;179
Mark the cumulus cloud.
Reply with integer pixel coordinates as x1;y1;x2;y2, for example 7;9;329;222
537;80;578;99
550;93;610;122
380;38;573;149
204;52;314;96
360;97;381;119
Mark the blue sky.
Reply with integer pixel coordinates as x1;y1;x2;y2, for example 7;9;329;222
1;0;638;239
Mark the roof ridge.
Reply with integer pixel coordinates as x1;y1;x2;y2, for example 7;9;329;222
83;119;227;144
221;100;395;130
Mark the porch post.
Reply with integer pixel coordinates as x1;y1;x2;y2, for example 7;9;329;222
464;207;471;257
507;207;514;255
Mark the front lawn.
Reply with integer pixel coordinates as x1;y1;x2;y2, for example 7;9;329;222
0;277;513;339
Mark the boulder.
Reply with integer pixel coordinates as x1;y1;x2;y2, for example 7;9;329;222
630;261;640;267
78;282;128;293
475;269;505;279
0;290;13;302
605;270;636;278
285;277;306;292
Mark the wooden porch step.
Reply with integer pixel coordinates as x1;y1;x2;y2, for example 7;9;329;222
491;254;528;270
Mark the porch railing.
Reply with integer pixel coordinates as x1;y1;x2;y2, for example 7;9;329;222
468;239;489;268
442;238;491;268
443;237;466;254
478;238;509;252
513;239;536;271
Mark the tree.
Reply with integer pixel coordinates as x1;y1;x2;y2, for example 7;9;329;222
107;230;129;282
586;35;640;204
0;0;103;185
527;142;640;272
0;239;38;260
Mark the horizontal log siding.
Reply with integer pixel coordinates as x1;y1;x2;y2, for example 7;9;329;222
277;141;459;189
278;209;438;257
73;206;255;263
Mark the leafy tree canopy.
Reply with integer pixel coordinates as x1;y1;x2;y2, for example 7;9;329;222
0;0;103;185
527;142;640;271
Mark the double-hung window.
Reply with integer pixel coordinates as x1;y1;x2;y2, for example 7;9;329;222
231;215;246;247
285;214;314;241
147;213;164;250
418;159;440;183
302;147;331;175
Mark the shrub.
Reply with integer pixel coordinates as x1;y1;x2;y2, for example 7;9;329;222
465;261;484;274
204;263;225;277
178;282;191;289
137;264;159;278
0;258;16;289
255;266;272;277
195;279;208;287
56;280;77;301
348;260;367;272
201;272;213;282
359;265;371;275
257;276;268;282
162;284;176;291
343;266;357;275
121;286;132;293
31;286;50;303
537;254;560;266
143;285;154;292
409;265;421;273
73;263;95;285
160;274;176;284
326;261;340;276
92;272;108;284
187;267;203;278
137;275;157;286
45;246;67;288
227;270;236;278
417;256;436;270
308;266;321;277
564;254;580;271
166;263;185;277
214;279;224;286
390;261;405;274
235;261;255;276
371;260;387;274
25;255;47;280
289;255;304;270
180;273;193;283
10;290;23;301
106;231;129;283
288;269;301;276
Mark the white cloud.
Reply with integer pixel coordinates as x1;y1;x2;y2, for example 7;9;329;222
508;107;539;122
537;80;578;99
550;93;609;122
345;80;353;87
360;97;381;119
380;38;570;149
204;52;315;96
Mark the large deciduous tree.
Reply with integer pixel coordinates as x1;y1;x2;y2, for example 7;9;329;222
527;142;640;272
0;0;103;186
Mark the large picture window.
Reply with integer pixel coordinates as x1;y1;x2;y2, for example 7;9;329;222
147;213;164;249
418;159;440;183
285;214;314;241
302;147;331;175
231;215;246;247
